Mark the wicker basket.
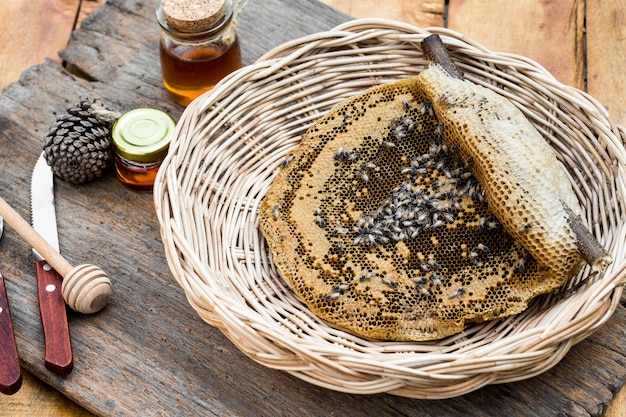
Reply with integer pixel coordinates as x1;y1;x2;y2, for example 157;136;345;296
154;20;626;398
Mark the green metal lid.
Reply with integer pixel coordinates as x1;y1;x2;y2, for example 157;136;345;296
112;108;176;162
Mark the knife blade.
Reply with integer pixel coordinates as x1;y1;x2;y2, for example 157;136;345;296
31;153;73;376
0;217;23;395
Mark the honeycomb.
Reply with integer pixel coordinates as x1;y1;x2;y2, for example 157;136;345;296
416;64;588;282
259;77;577;341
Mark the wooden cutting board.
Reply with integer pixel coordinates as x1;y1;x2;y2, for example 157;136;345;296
0;0;625;415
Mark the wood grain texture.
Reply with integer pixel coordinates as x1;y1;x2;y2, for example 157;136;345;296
447;0;585;88
586;0;626;126
321;0;444;26
0;0;77;89
1;0;625;416
0;0;106;413
0;371;92;416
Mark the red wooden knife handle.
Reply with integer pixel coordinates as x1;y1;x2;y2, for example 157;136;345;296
35;260;73;376
0;274;22;395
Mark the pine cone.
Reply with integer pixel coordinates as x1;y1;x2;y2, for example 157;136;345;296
43;97;120;184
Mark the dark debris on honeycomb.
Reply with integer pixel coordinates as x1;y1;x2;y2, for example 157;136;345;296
260;77;546;341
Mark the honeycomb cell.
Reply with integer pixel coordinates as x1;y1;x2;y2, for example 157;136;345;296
259;76;573;342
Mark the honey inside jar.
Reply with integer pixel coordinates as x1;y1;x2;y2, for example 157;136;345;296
112;108;176;191
159;37;242;106
113;155;162;191
157;0;242;106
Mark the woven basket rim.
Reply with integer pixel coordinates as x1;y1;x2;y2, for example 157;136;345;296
154;19;626;398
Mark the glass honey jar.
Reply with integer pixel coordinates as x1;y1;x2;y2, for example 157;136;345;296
157;0;243;106
112;108;176;191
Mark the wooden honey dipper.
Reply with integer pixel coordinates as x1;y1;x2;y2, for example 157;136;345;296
0;196;111;314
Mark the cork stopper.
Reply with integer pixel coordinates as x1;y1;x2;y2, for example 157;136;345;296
161;0;227;32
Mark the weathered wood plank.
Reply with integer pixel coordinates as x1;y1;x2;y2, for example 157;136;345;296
585;1;626;413
447;0;584;88
0;0;79;92
0;1;95;415
1;0;625;416
320;0;444;27
586;0;626;126
0;371;93;417
78;0;107;22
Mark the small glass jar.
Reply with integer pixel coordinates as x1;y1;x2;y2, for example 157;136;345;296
112;108;176;191
157;0;243;106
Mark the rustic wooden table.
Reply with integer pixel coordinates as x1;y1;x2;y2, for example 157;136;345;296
1;0;624;416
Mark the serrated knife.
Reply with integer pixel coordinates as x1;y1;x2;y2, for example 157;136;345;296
31;153;73;376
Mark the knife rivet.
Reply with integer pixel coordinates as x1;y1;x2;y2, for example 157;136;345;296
46;284;56;293
0;307;3;314
43;263;52;272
